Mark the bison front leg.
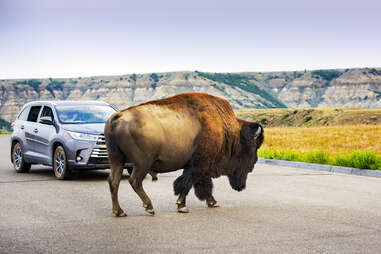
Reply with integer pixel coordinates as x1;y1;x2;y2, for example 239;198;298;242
193;176;219;208
108;161;126;217
174;170;193;213
129;169;155;215
206;195;219;208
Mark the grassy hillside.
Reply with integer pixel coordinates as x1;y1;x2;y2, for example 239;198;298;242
196;71;287;108
236;108;381;127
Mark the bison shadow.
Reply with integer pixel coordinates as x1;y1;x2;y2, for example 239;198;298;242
28;166;130;181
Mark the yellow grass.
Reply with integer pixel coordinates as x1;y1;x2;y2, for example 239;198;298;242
261;125;381;156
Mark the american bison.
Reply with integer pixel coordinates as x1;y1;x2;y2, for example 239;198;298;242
105;93;264;216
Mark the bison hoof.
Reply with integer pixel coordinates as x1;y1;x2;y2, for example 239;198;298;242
152;176;158;181
207;202;219;208
145;208;155;215
113;210;127;217
177;206;189;213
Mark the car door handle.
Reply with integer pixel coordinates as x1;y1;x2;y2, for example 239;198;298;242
21;125;24;130
33;128;38;133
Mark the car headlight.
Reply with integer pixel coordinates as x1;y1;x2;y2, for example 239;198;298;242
66;131;99;141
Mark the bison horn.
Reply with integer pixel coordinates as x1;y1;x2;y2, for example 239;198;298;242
254;126;262;138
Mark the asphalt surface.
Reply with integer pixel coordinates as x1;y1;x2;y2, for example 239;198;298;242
1;134;381;253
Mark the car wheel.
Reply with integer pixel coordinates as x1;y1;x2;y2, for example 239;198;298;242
126;166;133;175
53;146;71;180
12;142;31;173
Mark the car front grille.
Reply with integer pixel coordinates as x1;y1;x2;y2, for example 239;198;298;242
97;134;106;145
90;147;108;158
89;138;109;164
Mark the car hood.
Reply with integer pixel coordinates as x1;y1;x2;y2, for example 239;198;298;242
62;123;105;135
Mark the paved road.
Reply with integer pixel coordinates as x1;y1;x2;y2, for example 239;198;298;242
1;134;381;253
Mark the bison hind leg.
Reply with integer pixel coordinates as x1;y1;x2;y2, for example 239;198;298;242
108;160;127;217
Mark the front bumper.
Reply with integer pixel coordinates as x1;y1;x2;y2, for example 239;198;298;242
66;134;132;170
66;134;108;170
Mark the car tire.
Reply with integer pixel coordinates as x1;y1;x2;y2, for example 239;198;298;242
126;166;133;175
12;142;31;173
53;146;71;180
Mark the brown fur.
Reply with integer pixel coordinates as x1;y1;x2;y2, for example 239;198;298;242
105;93;264;216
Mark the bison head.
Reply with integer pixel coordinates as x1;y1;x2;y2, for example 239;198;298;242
228;121;264;191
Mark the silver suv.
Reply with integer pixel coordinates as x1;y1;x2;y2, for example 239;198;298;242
10;101;117;179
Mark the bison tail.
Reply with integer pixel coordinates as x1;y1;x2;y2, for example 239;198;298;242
106;136;118;154
105;113;122;154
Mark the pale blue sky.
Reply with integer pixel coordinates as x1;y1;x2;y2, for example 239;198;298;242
1;0;380;79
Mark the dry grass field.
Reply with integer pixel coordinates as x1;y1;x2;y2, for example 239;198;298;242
261;125;381;155
236;108;381;170
258;125;381;170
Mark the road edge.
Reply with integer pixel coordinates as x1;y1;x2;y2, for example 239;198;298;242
258;158;381;178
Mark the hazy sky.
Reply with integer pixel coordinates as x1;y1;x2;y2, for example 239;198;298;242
1;0;380;79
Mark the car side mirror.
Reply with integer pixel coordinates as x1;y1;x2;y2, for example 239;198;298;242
40;116;53;125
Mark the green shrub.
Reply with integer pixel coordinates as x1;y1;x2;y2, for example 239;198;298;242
150;73;159;82
259;149;381;170
15;79;42;92
0;118;11;131
369;68;381;75
333;154;352;168
306;151;329;164
351;151;381;170
312;70;342;82
15;80;27;85
260;118;268;125
278;151;301;161
27;79;42;91
304;116;312;122
258;149;301;161
48;79;65;90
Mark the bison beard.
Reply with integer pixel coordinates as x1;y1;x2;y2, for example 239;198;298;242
228;174;246;191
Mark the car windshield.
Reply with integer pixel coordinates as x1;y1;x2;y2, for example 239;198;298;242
55;105;116;124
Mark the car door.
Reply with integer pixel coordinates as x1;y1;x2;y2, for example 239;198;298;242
23;105;42;160
13;105;30;142
34;106;56;164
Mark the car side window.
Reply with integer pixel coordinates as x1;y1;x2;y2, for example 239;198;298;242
17;107;30;121
41;106;54;121
27;106;42;122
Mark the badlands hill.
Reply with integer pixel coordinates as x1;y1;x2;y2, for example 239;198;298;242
0;68;380;126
